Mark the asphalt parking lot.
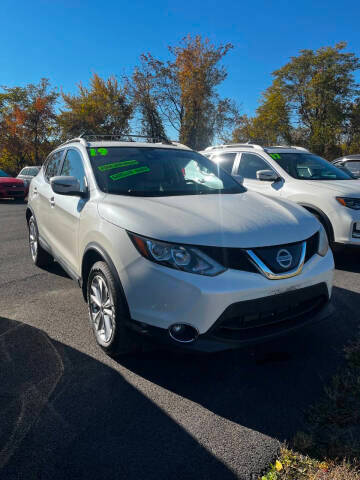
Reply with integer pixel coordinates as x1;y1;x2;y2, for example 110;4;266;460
0;200;360;480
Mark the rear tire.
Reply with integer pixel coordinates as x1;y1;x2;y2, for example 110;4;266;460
28;215;53;268
87;261;140;356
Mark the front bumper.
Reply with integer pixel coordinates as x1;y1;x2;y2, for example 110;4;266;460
129;284;333;352
0;188;26;198
330;207;360;245
123;248;334;348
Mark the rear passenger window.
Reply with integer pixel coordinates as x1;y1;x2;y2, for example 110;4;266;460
211;153;237;173
60;149;86;190
45;151;63;181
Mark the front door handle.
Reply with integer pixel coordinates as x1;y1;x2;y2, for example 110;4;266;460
50;197;55;207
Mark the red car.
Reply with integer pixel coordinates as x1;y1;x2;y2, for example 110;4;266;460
0;168;27;201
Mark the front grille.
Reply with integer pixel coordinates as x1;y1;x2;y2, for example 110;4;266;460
199;245;258;273
210;283;329;341
305;232;319;262
198;232;319;274
7;190;24;196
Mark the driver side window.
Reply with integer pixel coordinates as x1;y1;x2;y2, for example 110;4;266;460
238;153;273;179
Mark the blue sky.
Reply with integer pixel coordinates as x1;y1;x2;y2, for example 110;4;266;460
1;0;360;117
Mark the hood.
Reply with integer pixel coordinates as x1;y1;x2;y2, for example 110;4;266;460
301;179;360;196
0;177;24;185
98;191;319;248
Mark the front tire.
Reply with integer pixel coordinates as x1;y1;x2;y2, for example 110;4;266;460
87;261;139;356
28;215;53;268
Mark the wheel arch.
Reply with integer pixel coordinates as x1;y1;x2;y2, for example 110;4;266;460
81;243;130;318
299;203;334;242
26;205;34;225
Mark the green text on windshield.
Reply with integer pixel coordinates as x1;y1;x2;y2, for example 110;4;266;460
88;147;245;196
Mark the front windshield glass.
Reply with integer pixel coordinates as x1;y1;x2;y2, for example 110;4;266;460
270;153;353;180
344;161;360;178
0;168;10;177
26;167;40;176
87;147;245;196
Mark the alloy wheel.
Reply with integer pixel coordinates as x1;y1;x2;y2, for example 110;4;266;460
89;275;115;343
29;219;38;262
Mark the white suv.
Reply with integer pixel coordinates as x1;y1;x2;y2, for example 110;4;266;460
26;136;334;356
201;144;360;245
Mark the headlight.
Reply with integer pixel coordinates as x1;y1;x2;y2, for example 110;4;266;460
318;224;329;257
128;232;226;276
336;197;360;210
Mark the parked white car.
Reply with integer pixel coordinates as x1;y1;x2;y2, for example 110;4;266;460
27;136;333;356
201;144;360;245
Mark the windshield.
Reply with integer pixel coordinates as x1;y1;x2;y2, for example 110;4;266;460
344;161;360;178
87;147;245;196
0;168;10;177
269;153;353;180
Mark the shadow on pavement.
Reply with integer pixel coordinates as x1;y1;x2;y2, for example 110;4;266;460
333;245;360;274
1;249;359;479
120;285;360;442
0;316;242;480
40;261;71;279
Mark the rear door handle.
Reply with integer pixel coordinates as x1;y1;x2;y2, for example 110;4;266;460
50;197;55;207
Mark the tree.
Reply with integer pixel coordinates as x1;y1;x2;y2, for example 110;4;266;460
232;81;292;145
232;43;360;159
129;59;167;141
345;99;360;154
141;35;237;150
58;74;133;139
0;79;58;173
272;42;360;158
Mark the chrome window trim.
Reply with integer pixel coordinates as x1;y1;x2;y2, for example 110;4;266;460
246;241;307;280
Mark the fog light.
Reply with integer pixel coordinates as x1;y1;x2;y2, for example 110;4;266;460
168;324;198;343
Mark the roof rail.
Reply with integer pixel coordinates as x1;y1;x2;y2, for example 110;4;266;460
290;145;309;152
168;141;191;150
268;145;309;152
58;137;89;148
204;143;264;151
79;133;172;144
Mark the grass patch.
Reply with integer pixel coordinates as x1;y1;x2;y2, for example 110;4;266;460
260;332;360;479
261;448;360;480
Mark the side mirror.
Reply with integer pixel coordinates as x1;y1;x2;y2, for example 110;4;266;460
232;174;244;185
51;176;86;197
256;169;281;182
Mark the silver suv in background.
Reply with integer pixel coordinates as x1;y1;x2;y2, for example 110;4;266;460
26;136;334;357
332;155;360;179
17;166;41;189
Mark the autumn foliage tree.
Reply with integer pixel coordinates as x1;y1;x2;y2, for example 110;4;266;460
129;59;167;141
0;79;58;174
141;35;238;150
233;43;360;159
58;74;133;139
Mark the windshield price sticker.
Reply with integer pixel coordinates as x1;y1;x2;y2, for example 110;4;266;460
270;153;281;160
98;160;138;172
90;148;108;157
110;166;150;181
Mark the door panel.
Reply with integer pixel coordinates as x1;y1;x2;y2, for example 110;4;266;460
49;149;87;272
36;151;64;245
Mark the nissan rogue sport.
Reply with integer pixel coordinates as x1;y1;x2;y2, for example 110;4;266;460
26;136;334;356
